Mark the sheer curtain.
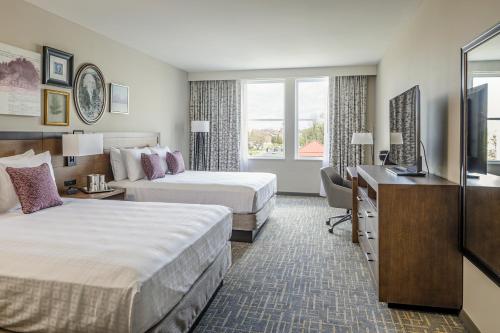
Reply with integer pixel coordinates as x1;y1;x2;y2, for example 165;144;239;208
320;76;334;197
189;80;241;171
321;75;368;195
239;81;249;171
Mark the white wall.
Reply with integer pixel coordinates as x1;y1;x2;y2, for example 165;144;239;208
0;0;189;155
190;66;376;193
375;0;500;331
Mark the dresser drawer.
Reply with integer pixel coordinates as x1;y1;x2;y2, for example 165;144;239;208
359;233;379;285
359;201;378;237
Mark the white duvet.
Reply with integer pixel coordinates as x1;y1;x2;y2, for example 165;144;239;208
0;199;232;333
109;171;277;214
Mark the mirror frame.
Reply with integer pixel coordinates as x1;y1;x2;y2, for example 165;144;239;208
460;22;500;286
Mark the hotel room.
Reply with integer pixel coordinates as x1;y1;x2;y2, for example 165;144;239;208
0;0;498;332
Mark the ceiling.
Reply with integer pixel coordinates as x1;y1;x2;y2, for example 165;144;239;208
25;0;422;72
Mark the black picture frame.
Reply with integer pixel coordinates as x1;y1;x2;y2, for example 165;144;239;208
460;22;500;287
42;46;74;87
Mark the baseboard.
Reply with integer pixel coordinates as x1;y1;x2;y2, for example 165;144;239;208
459;310;481;333
277;191;320;197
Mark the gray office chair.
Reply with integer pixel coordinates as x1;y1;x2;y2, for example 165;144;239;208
320;166;352;233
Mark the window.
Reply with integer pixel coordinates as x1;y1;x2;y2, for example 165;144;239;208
245;80;285;159
473;76;500;161
295;78;329;159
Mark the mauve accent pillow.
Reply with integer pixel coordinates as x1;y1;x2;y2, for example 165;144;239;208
166;151;185;175
141;153;165;180
6;163;63;214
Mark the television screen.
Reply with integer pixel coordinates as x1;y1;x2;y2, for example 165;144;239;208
467;84;488;174
389;85;421;172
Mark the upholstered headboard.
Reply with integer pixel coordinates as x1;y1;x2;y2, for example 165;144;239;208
102;132;160;150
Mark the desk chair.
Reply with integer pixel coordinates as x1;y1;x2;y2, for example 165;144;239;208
320;167;352;233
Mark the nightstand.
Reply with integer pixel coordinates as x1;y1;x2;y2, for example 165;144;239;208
60;188;125;200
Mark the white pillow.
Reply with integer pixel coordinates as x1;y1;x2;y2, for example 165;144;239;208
149;146;170;173
110;147;128;181
121;147;151;181
0;151;55;213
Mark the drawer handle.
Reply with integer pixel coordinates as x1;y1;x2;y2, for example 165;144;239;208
358;213;363;219
357;196;363;201
364;252;375;262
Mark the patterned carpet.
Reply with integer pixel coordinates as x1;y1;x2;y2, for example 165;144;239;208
193;196;465;333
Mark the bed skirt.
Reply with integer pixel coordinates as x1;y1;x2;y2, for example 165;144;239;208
146;242;231;333
230;195;275;242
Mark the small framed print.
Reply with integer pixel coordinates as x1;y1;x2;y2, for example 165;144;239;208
110;83;129;114
43;46;74;87
44;89;70;126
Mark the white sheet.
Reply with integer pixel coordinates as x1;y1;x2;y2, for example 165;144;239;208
0;199;232;333
109;170;277;214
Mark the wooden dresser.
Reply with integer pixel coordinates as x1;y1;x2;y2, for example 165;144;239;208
348;165;462;309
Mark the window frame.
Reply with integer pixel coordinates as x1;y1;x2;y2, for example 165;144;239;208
472;72;500;163
294;77;329;161
244;79;286;160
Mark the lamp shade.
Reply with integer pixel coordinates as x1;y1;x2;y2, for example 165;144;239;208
351;132;373;145
191;121;210;133
390;132;404;145
62;133;104;157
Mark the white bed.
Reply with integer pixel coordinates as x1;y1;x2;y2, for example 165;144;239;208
109;170;276;214
0;199;232;333
109;170;277;242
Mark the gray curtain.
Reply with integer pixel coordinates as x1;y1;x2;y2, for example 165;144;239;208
329;76;368;177
389;87;417;165
189;80;241;171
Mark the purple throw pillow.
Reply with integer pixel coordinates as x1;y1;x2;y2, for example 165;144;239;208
166;151;185;175
141;153;165;180
6;163;63;214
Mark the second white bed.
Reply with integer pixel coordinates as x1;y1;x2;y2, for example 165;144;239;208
109;170;277;214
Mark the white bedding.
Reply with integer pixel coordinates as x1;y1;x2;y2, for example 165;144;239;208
109;170;277;214
0;199;232;333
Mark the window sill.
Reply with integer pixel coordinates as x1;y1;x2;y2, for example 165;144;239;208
295;157;323;161
248;157;285;160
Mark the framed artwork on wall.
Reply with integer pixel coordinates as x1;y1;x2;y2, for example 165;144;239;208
110;83;129;114
44;89;69;126
42;46;73;87
73;63;106;124
0;42;41;116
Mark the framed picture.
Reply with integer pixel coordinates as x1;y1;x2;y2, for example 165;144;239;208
110;83;129;114
43;46;73;87
73;63;106;124
44;89;69;126
0;42;41;116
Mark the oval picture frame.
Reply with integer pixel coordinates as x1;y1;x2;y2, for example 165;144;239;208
73;63;107;125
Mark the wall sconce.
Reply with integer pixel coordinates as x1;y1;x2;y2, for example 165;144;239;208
62;131;104;167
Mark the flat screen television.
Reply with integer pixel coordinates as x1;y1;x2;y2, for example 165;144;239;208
388;85;423;174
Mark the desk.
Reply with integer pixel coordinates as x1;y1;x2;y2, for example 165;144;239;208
349;165;461;309
346;166;358;243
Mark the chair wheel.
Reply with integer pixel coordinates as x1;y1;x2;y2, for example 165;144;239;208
328;228;333;234
326;220;330;225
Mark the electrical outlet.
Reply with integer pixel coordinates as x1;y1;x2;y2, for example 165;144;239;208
64;179;77;187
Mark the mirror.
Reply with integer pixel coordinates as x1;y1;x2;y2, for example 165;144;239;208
461;23;500;285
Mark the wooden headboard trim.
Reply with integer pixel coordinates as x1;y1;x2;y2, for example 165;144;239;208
0;131;161;190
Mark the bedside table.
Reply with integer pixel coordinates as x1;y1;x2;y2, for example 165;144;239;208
60;188;125;201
